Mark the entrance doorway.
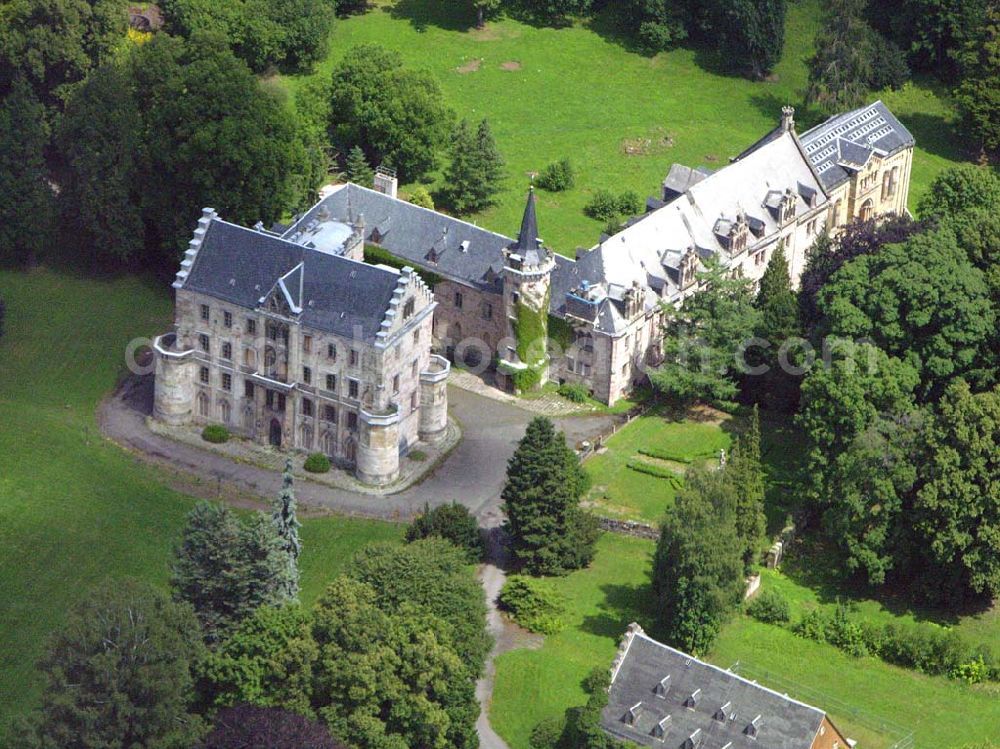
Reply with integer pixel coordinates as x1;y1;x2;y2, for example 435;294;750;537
269;418;282;447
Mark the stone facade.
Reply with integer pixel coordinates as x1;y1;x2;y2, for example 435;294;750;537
154;210;448;487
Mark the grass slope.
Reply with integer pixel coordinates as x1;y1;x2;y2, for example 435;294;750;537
491;535;1000;749
0;269;403;732
281;0;970;255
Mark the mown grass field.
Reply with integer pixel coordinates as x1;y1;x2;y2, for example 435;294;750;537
0;269;404;733
582;408;732;523
280;0;971;255
490;534;1000;749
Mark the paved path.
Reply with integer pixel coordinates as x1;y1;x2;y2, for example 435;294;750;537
99;375;616;523
99;375;612;749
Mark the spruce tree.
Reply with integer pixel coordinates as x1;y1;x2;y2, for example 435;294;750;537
442;118;504;214
502;417;597;575
725;406;767;573
345;144;374;186
171;501;250;643
272;458;302;601
750;243;802;410
720;0;786;78
243;512;296;611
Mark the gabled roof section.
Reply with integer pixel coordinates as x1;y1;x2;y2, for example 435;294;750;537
181;218;402;341
602;626;827;749
800;100;914;190
283;184;514;290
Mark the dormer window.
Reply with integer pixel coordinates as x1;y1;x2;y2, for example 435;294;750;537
745;715;762;739
714;702;731;722
654;675;670;697
779;189;796;224
623;703;642;726
684;689;701;709
729;215;749;254
652;716;671;739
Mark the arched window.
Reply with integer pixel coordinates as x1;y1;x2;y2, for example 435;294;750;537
300;424;313;449
322;431;336;458
220;400;231;424
197;391;210;418
859;199;874;222
830;198;843;229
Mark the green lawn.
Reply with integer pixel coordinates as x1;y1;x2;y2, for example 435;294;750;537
279;0;970;256
0;268;403;734
582;408;732;523
491;534;1000;749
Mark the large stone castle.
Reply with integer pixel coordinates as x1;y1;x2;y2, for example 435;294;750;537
154;101;914;479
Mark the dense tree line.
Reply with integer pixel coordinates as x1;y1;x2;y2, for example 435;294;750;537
17;464;489;749
798;166;1000;605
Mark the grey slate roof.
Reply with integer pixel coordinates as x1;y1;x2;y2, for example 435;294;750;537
662;164;711;201
283;184;514;291
182;218;401;341
512;187;547;266
800;101;915;190
602;628;827;749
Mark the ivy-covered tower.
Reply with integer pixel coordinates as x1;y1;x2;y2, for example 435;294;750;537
497;188;555;393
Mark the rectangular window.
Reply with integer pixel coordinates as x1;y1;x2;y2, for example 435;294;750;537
199;366;209;384
349;349;359;367
413;328;420;344
247;318;256;335
266;390;275;408
199;333;209;352
410;392;418;412
223;311;232;328
482;303;493;320
277;393;286;412
222;373;232;391
303;366;312;384
222;342;232;360
302;398;314;417
200;304;210;321
303;335;312;353
403;298;415;319
348;379;359;399
412;360;419;378
326;374;336;392
347;412;358;430
245;381;255;399
393;374;400;393
323;404;337;423
327;343;336;360
455;292;463;309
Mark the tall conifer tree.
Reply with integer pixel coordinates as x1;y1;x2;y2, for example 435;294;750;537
272;458;302;601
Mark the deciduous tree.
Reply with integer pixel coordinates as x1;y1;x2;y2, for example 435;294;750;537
406;502;484;562
652;469;745;653
200;705;342;749
329;44;453;181
0;79;52;267
651;256;760;406
18;578;205;749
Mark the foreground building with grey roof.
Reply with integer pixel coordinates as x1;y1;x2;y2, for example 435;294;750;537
153;207;450;486
603;624;852;749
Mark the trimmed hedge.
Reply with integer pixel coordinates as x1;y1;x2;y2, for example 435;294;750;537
637;446;717;464
303;453;331;473
626;461;683;489
201;425;230;443
499;575;567;635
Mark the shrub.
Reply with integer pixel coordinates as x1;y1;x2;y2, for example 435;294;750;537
499;575;567;634
637;20;686;53
304;453;331;473
408;449;428;462
202;425;230;444
405;502;483;562
584;190;620;222
537;158;574;192
616;190;642;216
558;382;590;403
794;609;829;642
746;589;790;625
529;716;566;749
637;447;716;463
407;186;434;210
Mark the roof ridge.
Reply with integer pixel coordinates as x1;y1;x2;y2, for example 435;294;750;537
347;183;516;243
630;630;826;717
